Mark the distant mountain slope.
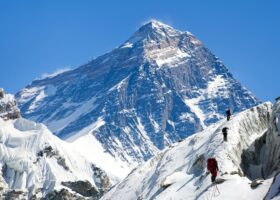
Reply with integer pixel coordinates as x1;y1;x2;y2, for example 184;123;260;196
16;20;260;168
101;102;274;200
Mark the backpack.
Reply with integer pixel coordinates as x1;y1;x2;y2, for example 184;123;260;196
222;127;228;133
207;158;218;171
226;109;231;116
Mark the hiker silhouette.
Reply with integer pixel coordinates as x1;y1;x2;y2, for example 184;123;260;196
226;108;231;121
207;158;219;183
222;127;229;142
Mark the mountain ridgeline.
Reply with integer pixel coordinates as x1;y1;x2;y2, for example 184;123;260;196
16;20;259;166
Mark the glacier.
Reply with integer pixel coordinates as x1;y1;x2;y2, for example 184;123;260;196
0;89;114;199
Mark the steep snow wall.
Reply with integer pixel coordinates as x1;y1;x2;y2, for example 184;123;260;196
241;98;280;200
101;103;272;200
260;98;280;200
263;98;280;176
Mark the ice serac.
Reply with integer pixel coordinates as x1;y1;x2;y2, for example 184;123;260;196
101;103;274;200
247;98;280;200
16;20;260;168
0;89;113;199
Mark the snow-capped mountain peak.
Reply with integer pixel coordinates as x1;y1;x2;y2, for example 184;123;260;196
127;20;182;44
16;21;260;177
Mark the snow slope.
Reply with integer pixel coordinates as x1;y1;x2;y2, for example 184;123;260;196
101;102;273;200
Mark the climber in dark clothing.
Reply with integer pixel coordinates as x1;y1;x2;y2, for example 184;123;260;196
226;108;231;121
222;127;229;142
207;158;219;183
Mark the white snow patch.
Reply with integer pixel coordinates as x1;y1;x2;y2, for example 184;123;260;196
135;116;159;153
13;118;43;132
167;120;175;130
119;109;134;114
183;75;229;127
123;126;131;134
146;47;191;68
184;96;206;128
47;96;97;133
190;37;202;45
28;90;46;111
136;117;150;141
18;85;57;113
161;171;188;187
67;117;105;141
149;115;160;133
17;86;44;107
179;112;195;123
109;75;130;92
68;133;131;180
207;75;229;98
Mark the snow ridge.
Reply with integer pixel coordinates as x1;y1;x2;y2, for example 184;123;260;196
101;103;273;200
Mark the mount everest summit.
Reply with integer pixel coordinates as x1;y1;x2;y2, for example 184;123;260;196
16;20;259;174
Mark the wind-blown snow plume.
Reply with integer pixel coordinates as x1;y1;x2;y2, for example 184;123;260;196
39;67;72;80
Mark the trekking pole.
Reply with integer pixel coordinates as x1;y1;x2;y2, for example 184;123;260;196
211;184;217;200
214;184;220;196
207;185;215;200
215;185;220;193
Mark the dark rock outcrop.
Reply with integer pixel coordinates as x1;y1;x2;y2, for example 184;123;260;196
37;146;70;171
0;88;21;120
61;181;98;198
43;188;85;200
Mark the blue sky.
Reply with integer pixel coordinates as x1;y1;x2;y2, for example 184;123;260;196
0;0;279;101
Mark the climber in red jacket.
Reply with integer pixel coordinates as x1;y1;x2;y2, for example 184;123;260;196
207;158;219;183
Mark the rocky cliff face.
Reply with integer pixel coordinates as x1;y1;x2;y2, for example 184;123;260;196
16;20;260;168
0;88;21;120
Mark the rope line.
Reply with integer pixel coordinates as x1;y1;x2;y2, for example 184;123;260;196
206;184;220;200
